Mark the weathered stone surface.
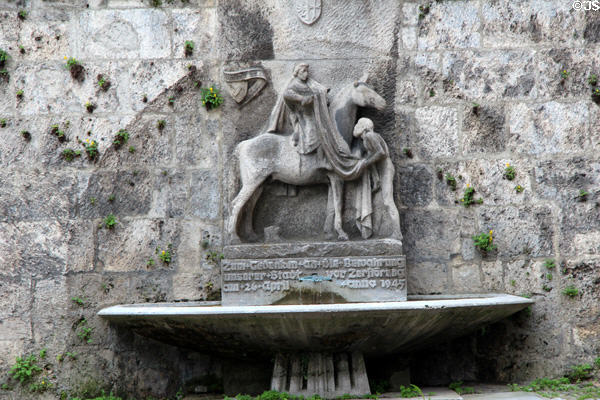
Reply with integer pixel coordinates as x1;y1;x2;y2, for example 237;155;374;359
172;8;217;60
189;169;220;220
407;261;448;295
412;107;458;159
481;0;585;48
395;164;433;207
77;10;170;59
0;170;77;222
435;159;533;207
442;50;540;101
481;259;504;291
174;114;219;169
451;263;482;293
417;1;480;50
77;169;153;218
477;206;554;258
462;104;506;154
507;101;589;155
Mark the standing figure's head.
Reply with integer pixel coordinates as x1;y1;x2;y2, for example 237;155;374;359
353;117;374;138
293;63;309;82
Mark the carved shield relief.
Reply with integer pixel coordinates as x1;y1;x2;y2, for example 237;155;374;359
225;81;248;103
296;0;322;25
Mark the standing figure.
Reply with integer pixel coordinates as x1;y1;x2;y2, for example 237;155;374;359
352;118;402;240
267;63;328;156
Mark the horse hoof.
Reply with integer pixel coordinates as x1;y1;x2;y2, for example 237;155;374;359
229;235;242;245
337;233;349;241
324;232;335;240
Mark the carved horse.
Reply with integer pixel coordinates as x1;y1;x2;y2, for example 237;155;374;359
228;78;386;243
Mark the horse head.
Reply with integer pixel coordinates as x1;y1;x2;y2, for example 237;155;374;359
351;80;386;111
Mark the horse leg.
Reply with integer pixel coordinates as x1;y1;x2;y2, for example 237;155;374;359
324;185;335;239
328;173;348;241
227;176;267;244
240;185;264;241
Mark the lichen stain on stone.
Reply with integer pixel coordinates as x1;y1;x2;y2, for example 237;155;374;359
217;0;275;61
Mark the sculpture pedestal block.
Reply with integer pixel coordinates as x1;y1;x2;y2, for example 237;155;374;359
222;239;406;306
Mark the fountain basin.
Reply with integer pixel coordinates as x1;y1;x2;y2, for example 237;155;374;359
98;294;532;359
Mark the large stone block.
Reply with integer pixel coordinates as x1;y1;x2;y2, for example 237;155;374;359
507;101;589;155
417;0;480;50
0;169;77;222
76;9;170;59
150;170;190;219
189;169;220;220
17;7;73;61
434;159;533;207
442;49;540;102
395;164;433;207
559;201;600;256
174;114;219;169
100;114;174;169
407;261;448;295
400;209;464;263
172;8;217;60
0;274;31;318
76;169;153;218
534;158;600;202
481;0;585;48
217;0;399;60
96;218;175;272
461;104;507;154
412;106;458;159
395;53;440;107
477;206;554;258
451;263;482;293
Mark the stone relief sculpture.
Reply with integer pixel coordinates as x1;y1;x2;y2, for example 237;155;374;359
295;0;322;25
223;65;268;105
227;63;400;243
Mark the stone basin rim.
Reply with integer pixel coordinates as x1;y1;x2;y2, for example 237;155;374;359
98;293;533;317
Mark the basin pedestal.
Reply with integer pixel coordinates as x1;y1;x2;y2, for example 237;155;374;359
271;352;370;397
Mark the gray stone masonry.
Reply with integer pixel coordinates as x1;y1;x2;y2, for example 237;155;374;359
0;0;599;398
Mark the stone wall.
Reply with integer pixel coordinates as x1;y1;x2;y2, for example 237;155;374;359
0;0;598;398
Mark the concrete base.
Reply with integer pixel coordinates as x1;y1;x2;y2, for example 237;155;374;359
98;294;534;360
271;352;370;397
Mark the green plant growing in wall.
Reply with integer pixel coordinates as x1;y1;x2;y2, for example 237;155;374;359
206;250;224;264
460;185;483;207
146;258;155;267
592;87;600;104
418;3;430;19
128;146;135;154
568;364;593;382
64;56;84;81
402;148;413;158
85;101;96;113
102;214;117;229
503;163;516;180
9;355;42;383
576;189;588;202
560;69;570;80
398;384;424;397
429;88;435;97
445;173;457;190
515;184;524;193
71;296;85;306
201;86;224;110
168;95;175;105
156;244;173;264
562;285;579;298
50;123;67;142
76;319;93;343
16;89;23;99
473;230;496;253
113;129;129;149
17;10;27;20
184;40;195;56
0;118;7;128
97;74;111;91
0;49;9;70
157;119;166;131
150;0;162;6
589;74;598;86
29;378;53;393
83;138;98;160
545;259;556;269
449;381;475;395
20;130;31;141
108;194;115;202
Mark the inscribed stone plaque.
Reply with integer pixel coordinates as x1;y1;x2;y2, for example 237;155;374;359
221;240;406;306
